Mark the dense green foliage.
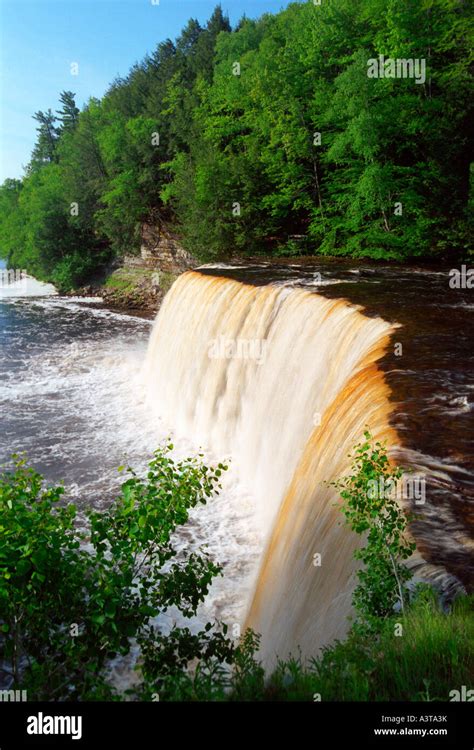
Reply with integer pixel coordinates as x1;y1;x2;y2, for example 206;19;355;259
0;1;472;288
0;448;241;700
332;431;416;625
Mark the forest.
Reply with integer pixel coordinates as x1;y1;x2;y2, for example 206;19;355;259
0;0;472;290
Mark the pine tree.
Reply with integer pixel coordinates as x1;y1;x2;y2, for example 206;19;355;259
56;91;80;133
29;109;59;170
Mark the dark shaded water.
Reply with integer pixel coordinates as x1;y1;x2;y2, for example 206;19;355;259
199;260;474;591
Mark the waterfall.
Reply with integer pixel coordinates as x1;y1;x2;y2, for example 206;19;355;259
143;270;399;668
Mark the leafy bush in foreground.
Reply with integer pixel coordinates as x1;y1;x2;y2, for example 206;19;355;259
332;430;416;626
0;447;239;700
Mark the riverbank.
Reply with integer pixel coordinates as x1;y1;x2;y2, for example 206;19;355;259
69;266;180;317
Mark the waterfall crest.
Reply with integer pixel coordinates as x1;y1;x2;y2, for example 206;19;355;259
144;271;398;665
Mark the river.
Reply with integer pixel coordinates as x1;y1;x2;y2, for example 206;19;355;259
0;258;472;677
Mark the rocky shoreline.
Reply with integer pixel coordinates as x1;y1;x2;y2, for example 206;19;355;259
69;266;181;318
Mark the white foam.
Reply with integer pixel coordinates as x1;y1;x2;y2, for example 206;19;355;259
0;275;57;297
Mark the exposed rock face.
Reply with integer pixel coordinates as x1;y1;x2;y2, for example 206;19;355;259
71;222;195;315
125;222;196;273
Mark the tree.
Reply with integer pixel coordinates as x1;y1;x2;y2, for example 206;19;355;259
95;113;161;254
0;448;237;700
0;179;25;265
332;431;416;627
56;90;80;133
194;5;231;82
29;109;59;170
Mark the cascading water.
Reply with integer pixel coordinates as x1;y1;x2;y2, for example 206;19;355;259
245;363;397;668
144;271;400;666
1;261;470;689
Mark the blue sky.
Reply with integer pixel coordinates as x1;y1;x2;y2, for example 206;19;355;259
0;0;292;182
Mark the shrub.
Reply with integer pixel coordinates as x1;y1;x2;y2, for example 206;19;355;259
0;447;237;700
331;430;416;626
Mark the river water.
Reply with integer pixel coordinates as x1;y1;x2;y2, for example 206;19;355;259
0;259;472;684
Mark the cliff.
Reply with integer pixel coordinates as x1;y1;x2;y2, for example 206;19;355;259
74;222;196;314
